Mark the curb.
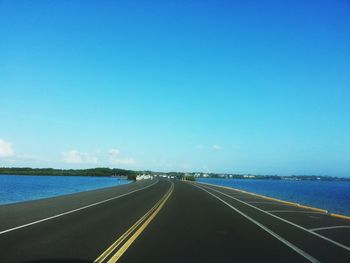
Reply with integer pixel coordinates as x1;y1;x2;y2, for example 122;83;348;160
329;213;350;221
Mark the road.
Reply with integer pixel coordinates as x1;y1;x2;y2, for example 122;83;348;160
1;179;350;262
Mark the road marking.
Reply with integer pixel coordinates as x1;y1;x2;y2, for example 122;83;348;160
198;183;350;252
310;226;350;232
194;184;320;263
267;210;324;214
95;181;174;263
94;203;156;263
108;182;173;263
246;201;289;205
197;181;328;213
0;180;159;235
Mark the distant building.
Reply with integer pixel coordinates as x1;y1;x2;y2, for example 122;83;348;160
136;174;153;180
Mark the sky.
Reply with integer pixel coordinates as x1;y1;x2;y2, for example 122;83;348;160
1;0;350;176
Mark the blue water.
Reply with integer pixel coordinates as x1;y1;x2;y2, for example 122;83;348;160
0;174;132;206
198;178;350;216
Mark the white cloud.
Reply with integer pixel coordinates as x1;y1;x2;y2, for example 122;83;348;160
110;157;136;165
109;148;120;156
61;148;135;167
16;153;41;161
0;139;14;157
86;154;99;164
213;144;222;151
109;148;136;166
62;150;81;163
182;163;191;169
62;150;98;164
0;139;45;164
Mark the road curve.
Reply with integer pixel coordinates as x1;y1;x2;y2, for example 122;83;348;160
1;179;349;262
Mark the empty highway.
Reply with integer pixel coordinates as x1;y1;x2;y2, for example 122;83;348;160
1;179;350;262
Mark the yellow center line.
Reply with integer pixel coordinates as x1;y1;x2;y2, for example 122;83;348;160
107;182;174;263
94;208;153;263
94;181;174;263
94;195;167;263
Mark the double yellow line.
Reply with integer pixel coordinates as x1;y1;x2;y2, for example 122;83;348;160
94;181;174;263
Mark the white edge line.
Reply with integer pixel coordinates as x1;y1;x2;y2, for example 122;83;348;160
267;210;324;214
247;201;289;205
193;184;320;263
0;180;159;235
197;182;350;252
311;226;350;232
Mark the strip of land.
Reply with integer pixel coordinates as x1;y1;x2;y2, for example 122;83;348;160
0;179;349;262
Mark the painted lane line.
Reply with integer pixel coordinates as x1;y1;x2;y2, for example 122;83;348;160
0;180;159;235
236;197;267;199
198;181;328;213
94;203;156;263
199;183;350;252
246;201;291;205
310;226;350;232
94;181;172;263
106;182;174;263
201;183;350;251
267;210;324;214
194;184;320;263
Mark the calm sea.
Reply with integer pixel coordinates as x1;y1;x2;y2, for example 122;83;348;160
198;178;350;216
0;174;131;206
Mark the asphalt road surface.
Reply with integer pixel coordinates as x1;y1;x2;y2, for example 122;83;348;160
1;179;349;262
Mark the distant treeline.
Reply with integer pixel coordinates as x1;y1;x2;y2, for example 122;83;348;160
1;167;347;182
0;167;138;180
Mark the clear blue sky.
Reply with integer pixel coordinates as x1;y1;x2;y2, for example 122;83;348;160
1;0;350;176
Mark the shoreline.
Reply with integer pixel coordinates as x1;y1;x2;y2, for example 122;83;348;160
0;173;127;178
0;175;133;207
197;181;350;220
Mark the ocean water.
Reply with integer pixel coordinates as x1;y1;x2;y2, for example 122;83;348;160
0;174;131;206
198;178;350;216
